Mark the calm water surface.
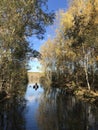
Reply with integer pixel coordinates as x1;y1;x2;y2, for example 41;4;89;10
1;84;98;130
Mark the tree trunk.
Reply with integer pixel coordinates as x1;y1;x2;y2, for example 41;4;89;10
85;67;90;90
83;45;91;90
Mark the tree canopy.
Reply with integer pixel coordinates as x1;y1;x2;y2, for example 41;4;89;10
40;0;98;90
0;0;54;94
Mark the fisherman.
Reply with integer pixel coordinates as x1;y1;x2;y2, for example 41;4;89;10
33;83;39;90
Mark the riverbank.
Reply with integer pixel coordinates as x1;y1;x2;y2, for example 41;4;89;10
45;80;98;106
52;80;98;106
65;86;98;106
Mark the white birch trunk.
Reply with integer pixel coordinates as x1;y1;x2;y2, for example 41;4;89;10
83;46;91;90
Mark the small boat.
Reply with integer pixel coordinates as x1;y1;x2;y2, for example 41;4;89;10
33;83;39;90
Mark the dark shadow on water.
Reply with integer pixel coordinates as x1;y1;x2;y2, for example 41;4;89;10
0;96;26;130
37;88;98;130
1;85;98;130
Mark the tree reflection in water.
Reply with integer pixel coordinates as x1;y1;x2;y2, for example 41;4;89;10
0;94;26;130
37;88;98;130
1;86;98;130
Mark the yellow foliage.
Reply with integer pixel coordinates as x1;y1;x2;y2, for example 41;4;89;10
60;11;74;31
96;56;98;61
40;0;98;78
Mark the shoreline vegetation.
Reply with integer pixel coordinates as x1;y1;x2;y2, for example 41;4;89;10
39;0;98;107
68;87;98;107
40;74;98;107
51;82;98;107
0;72;43;102
1;83;98;106
0;71;98;108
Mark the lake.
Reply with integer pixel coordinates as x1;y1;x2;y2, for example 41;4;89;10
0;84;98;130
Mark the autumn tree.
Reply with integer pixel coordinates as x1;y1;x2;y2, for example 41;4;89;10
40;0;98;90
0;0;54;93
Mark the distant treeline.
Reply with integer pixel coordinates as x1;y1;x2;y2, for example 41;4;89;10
28;72;43;83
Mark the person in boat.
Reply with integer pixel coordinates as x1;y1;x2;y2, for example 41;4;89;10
33;83;39;90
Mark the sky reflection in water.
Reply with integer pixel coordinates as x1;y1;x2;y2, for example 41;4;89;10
24;84;43;130
21;84;98;130
1;84;98;130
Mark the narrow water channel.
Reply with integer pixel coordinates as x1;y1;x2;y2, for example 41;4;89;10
24;84;43;130
1;84;98;130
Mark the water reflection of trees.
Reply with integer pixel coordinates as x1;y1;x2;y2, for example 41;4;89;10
0;92;26;130
37;88;98;130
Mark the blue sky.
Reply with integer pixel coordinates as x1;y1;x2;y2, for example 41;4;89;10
28;0;68;72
